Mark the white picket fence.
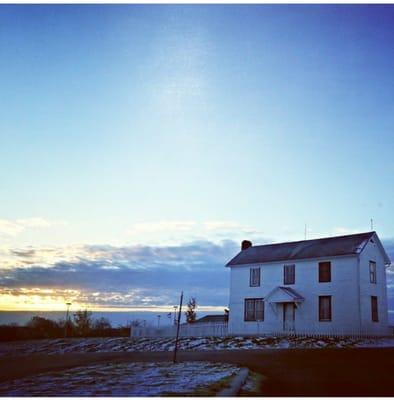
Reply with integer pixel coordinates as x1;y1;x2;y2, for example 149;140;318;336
237;330;389;339
130;323;228;338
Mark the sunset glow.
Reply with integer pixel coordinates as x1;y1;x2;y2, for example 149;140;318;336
0;4;393;319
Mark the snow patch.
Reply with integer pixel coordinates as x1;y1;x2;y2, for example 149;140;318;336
0;335;393;356
0;362;239;396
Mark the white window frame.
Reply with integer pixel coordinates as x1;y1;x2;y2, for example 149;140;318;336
318;261;331;283
244;298;264;321
249;267;261;287
319;295;332;321
371;296;379;322
369;261;377;284
284;264;295;285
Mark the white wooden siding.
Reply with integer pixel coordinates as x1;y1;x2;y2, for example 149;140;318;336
358;237;390;335
228;240;389;337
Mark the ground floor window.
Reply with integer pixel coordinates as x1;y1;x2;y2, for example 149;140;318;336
319;295;332;321
244;298;264;321
371;296;379;322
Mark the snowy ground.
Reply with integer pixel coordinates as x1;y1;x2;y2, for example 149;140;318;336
0;361;240;396
0;335;393;357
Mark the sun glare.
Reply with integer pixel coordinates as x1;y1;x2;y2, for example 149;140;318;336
0;287;226;313
0;288;82;311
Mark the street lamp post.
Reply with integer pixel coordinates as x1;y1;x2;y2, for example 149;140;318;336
173;306;178;326
65;302;72;338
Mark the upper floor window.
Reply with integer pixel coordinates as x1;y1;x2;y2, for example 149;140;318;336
250;267;261;287
319;261;331;282
284;264;295;285
319;295;332;321
244;298;264;321
371;296;379;322
369;261;377;284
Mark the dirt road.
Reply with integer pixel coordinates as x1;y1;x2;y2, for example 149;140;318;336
1;348;393;396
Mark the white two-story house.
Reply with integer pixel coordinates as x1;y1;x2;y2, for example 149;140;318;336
226;231;391;337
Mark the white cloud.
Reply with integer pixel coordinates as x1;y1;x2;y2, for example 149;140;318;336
0;220;24;236
0;218;67;237
123;220;271;247
16;218;52;228
0;239;240;310
0;244;88;270
1;237;393;312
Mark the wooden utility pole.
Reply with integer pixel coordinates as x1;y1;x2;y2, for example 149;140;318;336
173;291;183;363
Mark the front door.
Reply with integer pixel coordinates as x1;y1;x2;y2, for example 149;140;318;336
283;303;295;331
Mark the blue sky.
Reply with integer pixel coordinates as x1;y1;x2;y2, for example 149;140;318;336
0;5;393;312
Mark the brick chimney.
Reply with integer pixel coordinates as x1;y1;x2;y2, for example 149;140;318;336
241;240;252;250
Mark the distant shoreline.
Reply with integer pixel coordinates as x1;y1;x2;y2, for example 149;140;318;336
0;310;221;327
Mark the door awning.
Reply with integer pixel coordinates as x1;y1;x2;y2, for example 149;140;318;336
264;286;304;304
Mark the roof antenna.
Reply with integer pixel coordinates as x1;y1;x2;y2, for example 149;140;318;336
370;218;374;231
304;224;307;240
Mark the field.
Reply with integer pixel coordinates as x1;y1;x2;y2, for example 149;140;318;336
0;361;243;396
1;336;394;396
0;335;393;357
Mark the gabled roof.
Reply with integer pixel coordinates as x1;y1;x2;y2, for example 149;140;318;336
264;286;305;303
226;231;390;266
